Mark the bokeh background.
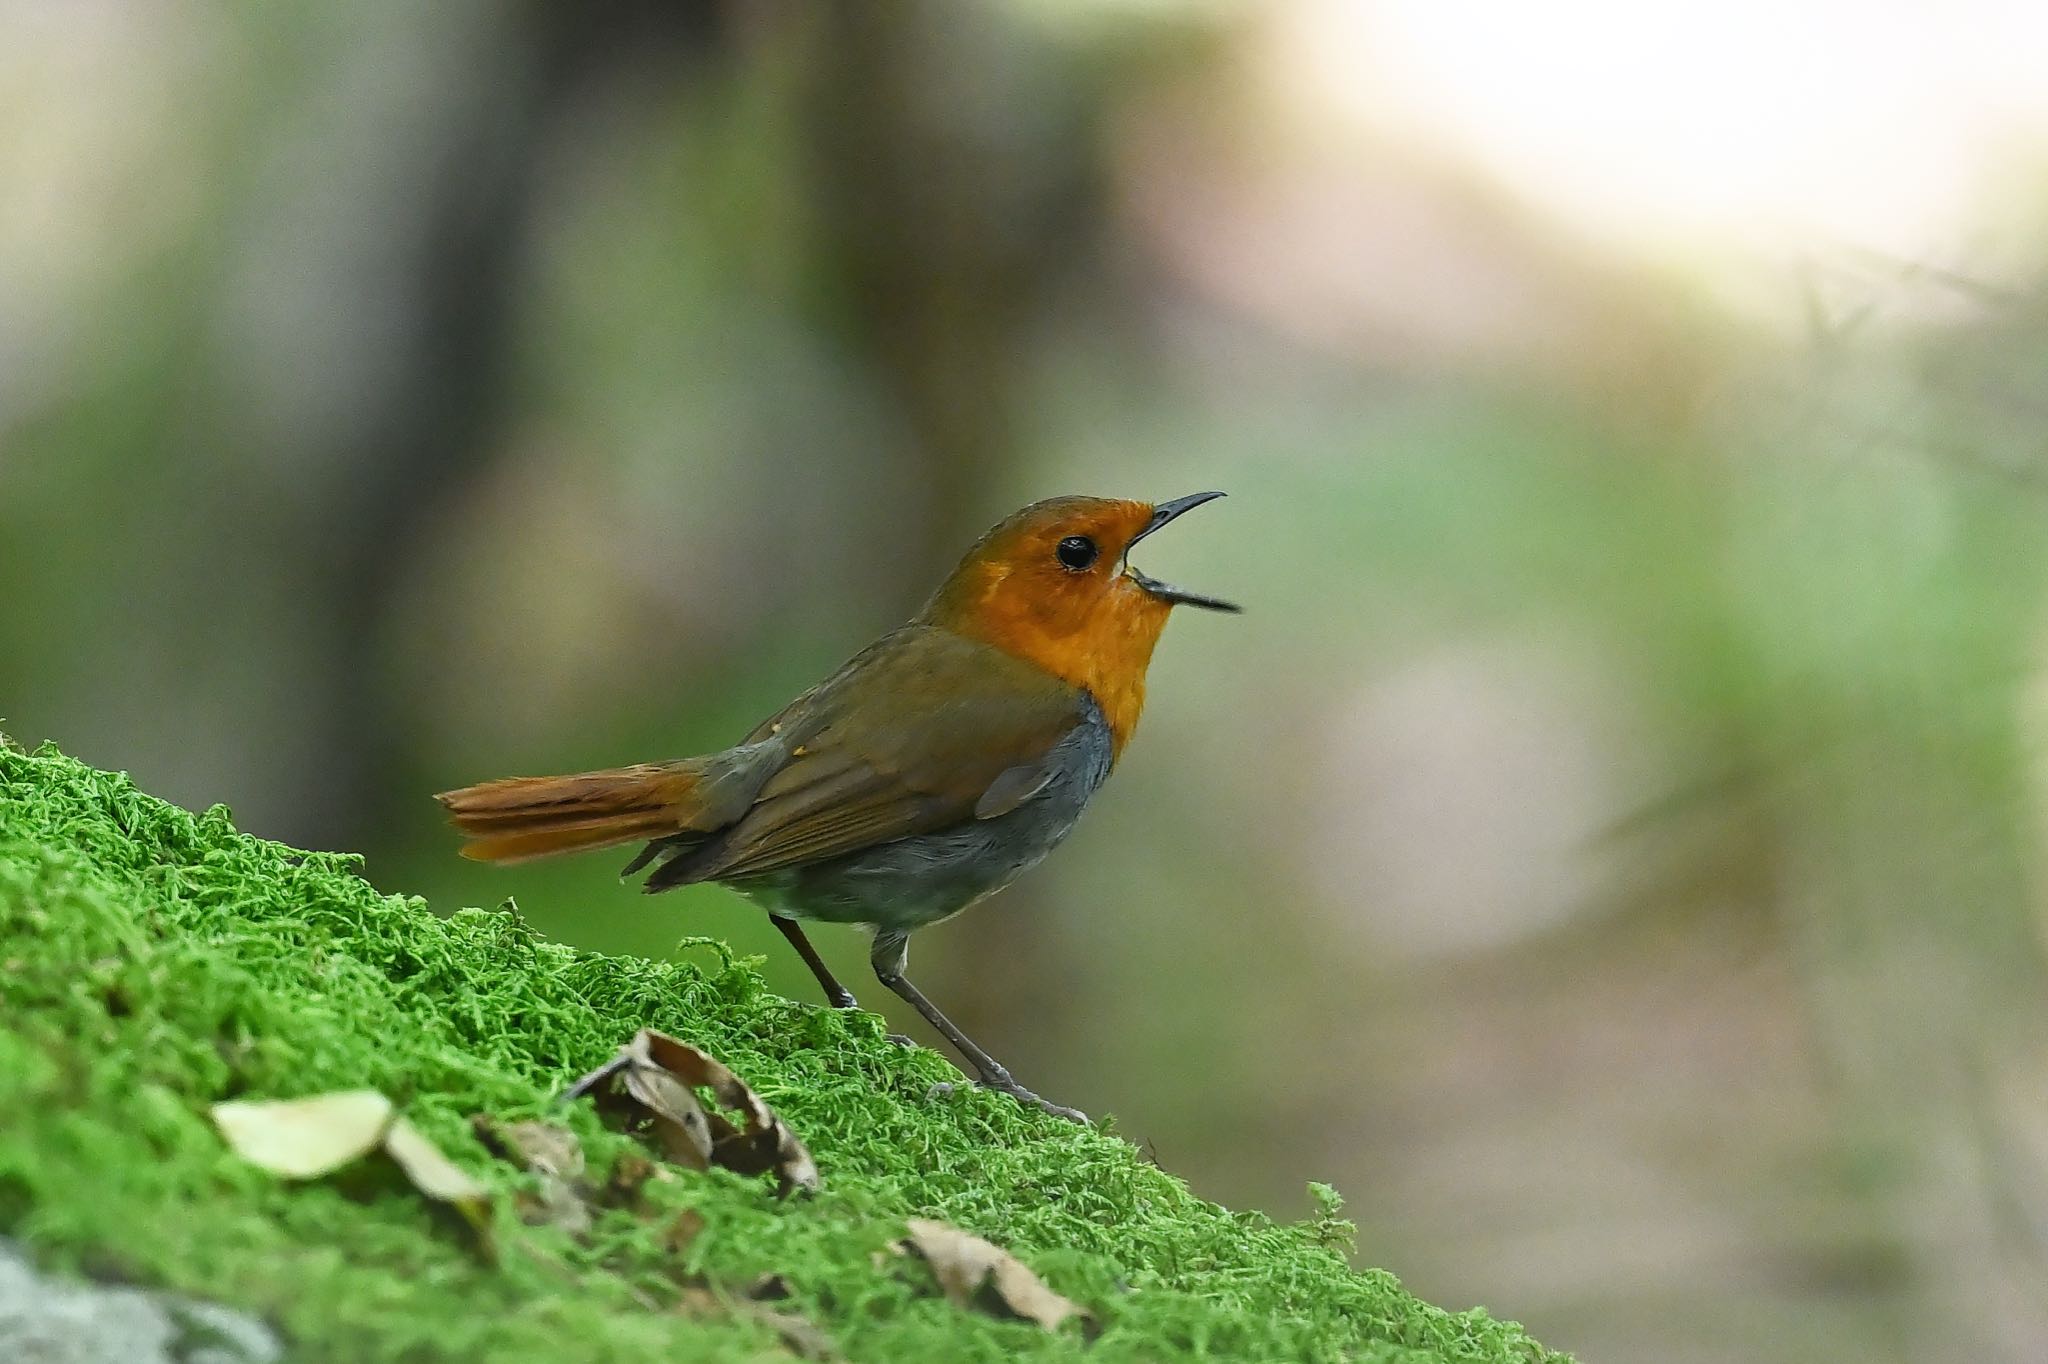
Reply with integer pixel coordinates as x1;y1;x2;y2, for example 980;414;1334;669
10;2;2048;1360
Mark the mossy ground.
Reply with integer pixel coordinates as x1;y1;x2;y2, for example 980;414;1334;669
0;741;1563;1363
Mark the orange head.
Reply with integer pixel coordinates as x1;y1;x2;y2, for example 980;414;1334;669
920;493;1238;755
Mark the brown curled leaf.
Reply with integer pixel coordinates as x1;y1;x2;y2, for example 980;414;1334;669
675;1280;838;1361
567;1039;714;1169
898;1218;1087;1332
735;1301;840;1361
746;1271;792;1301
474;1117;585;1181
603;1149;672;1207
473;1116;592;1236
565;1029;819;1195
663;1207;707;1255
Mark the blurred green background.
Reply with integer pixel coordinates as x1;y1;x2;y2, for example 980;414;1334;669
10;3;2048;1360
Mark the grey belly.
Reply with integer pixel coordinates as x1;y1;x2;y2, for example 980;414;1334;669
725;705;1112;934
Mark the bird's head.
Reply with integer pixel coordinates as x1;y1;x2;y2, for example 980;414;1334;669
921;493;1237;753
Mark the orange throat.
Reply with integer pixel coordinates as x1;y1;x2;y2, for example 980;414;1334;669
934;573;1172;760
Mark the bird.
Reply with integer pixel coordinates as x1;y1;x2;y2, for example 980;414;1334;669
436;492;1237;1122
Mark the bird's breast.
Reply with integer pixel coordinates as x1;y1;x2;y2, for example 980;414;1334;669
942;590;1172;760
724;696;1115;932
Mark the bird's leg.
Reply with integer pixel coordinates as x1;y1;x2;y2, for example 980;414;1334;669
770;915;858;1009
869;932;1088;1124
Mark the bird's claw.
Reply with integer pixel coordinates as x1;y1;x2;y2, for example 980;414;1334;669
1021;1092;1091;1125
927;1077;1090;1125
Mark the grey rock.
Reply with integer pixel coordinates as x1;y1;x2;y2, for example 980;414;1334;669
0;1239;280;1364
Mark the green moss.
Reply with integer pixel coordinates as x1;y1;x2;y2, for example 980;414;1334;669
0;740;1563;1363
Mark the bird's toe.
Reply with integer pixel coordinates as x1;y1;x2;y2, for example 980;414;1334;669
926;1076;1090;1126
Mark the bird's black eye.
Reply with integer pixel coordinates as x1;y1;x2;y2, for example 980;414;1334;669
1055;535;1098;571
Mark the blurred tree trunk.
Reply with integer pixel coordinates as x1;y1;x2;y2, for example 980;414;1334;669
278;3;729;847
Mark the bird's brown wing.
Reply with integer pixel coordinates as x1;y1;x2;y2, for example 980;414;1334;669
690;626;1086;882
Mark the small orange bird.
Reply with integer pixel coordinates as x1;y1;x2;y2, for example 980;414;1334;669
437;493;1236;1121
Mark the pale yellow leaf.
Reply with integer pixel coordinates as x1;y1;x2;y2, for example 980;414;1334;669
383;1118;489;1204
211;1091;393;1179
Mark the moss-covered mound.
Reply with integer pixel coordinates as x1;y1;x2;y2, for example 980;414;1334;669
0;741;1562;1363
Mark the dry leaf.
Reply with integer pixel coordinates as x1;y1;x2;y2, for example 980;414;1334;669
476;1117;585;1181
384;1119;489;1205
675;1281;838;1362
565;1029;819;1195
735;1301;840;1361
474;1116;592;1235
621;1061;717;1169
571;1042;714;1170
384;1117;492;1238
212;1091;393;1178
675;1284;723;1319
663;1208;707;1255
213;1092;495;1253
899;1219;1086;1332
603;1149;672;1206
746;1271;792;1301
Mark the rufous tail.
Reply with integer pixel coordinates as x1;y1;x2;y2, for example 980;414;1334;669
435;762;703;864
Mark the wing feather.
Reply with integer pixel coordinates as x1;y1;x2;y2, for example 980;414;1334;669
693;626;1083;881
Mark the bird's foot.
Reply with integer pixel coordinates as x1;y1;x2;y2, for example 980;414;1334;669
928;1072;1090;1125
885;1032;917;1048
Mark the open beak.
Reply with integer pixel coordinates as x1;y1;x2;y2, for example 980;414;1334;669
1125;490;1241;612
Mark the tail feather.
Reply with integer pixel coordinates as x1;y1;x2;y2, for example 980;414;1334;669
436;761;706;864
451;818;683;866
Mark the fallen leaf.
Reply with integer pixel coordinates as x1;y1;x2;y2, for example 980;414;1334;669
474;1116;592;1236
746;1271;792;1300
675;1284;723;1319
899;1219;1086;1332
570;1043;714;1170
384;1117;493;1243
603;1149;673;1206
211;1091;393;1178
622;1059;718;1169
476;1117;585;1181
565;1030;819;1195
663;1208;707;1255
213;1092;495;1254
674;1281;838;1362
736;1301;840;1361
384;1119;489;1204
